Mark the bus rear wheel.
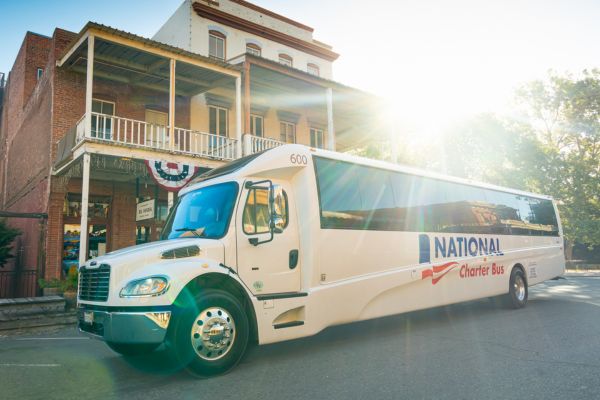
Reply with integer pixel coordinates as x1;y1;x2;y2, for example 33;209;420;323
506;267;528;309
166;289;249;377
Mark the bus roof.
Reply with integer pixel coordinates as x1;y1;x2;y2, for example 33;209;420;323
182;144;554;201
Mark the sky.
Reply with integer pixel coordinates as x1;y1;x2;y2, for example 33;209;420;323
1;0;599;135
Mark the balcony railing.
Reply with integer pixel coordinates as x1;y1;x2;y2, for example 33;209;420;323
243;133;284;155
75;113;238;160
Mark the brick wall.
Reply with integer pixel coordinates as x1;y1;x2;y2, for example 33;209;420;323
1;27;194;281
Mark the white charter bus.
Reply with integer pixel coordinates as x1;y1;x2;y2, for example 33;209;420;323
77;144;565;376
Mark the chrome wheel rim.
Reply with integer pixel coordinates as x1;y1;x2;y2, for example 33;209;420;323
514;275;526;302
191;307;236;361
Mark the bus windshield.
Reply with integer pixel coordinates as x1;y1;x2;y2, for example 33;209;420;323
161;182;239;240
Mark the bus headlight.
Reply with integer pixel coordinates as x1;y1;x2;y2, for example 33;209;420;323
120;276;170;297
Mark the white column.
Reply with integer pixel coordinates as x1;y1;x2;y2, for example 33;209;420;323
235;76;242;157
79;153;91;267
85;35;95;138
169;59;176;151
168;191;174;212
326;87;335;151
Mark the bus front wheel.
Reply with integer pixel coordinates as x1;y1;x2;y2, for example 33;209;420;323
506;267;528;309
166;289;249;377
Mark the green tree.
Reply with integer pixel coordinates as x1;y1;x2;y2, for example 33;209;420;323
516;70;600;258
0;219;21;268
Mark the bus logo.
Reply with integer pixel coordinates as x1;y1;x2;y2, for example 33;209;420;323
419;234;503;263
421;261;458;285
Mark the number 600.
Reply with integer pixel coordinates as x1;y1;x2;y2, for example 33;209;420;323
290;154;308;165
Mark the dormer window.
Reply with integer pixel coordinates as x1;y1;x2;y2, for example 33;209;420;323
246;43;261;57
278;54;293;67
307;63;320;77
209;30;226;61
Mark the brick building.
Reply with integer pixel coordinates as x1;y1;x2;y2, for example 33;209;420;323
0;1;381;297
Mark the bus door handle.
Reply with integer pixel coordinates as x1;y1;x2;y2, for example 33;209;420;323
289;250;299;269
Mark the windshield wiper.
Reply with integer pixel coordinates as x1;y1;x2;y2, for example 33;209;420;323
174;227;204;238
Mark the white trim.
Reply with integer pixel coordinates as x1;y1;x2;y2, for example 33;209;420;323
235;76;242;157
207;25;229;37
245;38;263;48
92;98;116;115
56;31;89;67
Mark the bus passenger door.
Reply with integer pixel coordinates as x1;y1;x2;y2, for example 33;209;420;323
235;180;301;295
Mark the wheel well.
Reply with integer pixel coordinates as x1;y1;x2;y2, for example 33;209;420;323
176;273;258;343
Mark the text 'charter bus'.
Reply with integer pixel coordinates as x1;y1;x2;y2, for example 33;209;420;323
77;144;565;376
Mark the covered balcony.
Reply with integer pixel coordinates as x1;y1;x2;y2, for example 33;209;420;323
54;23;243;171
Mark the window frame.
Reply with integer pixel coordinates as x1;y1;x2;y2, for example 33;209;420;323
208;104;229;137
310;127;324;148
280;121;296;143
36;68;43;80
278;53;293;67
250;114;264;137
307;63;320;76
91;99;116;139
242;187;289;235
208;30;226;61
246;43;261;57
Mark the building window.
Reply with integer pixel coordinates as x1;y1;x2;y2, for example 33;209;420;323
209;30;226;61
250;114;264;137
280;121;296;143
278;54;293;67
91;99;115;139
36;68;43;80
310;128;324;149
209;105;228;148
246;43;261;57
307;63;320;76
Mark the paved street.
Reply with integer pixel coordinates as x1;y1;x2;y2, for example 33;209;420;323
1;276;600;400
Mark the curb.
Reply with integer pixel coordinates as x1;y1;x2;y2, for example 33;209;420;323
0;311;77;332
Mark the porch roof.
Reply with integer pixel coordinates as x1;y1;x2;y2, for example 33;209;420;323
57;22;240;96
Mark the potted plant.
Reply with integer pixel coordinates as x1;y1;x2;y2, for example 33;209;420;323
38;266;78;309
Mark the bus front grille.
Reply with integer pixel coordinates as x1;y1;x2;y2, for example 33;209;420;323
78;264;110;302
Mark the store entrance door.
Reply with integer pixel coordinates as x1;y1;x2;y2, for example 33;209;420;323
62;224;107;275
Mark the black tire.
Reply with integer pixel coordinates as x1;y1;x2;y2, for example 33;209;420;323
166;289;249;377
506;267;528;309
106;342;159;356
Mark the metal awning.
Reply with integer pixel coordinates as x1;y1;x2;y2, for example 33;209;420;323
61;38;235;96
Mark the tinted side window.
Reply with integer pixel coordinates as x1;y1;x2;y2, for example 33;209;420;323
314;157;559;236
357;166;395;230
315;158;364;229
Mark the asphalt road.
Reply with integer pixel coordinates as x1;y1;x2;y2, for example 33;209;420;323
2;276;600;400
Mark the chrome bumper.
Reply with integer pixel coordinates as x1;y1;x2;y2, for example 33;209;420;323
78;307;171;344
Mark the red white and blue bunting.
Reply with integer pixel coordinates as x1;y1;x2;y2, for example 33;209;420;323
145;160;199;192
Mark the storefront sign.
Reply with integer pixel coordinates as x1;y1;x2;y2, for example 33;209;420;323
145;160;199;192
136;199;155;221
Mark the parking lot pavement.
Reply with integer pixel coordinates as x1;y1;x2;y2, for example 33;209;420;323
1;276;600;400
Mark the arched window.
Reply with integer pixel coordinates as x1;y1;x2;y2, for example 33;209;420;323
246;43;261;57
278;53;293;67
209;30;226;61
307;63;320;76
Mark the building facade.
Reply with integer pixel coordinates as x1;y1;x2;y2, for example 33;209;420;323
0;0;381;297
